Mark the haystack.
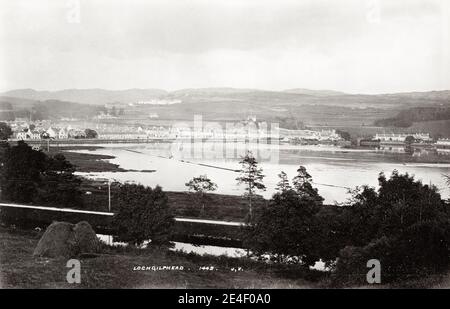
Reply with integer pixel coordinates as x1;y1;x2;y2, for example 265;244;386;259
33;221;100;258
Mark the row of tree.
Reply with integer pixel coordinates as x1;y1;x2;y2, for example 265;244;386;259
0;141;82;208
374;106;450;128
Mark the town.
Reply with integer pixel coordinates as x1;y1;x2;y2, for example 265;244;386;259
4;117;450;155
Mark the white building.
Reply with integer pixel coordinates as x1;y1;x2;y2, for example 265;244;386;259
437;138;450;148
374;133;432;143
437;138;450;144
15;131;41;140
46;127;57;139
58;128;68;139
28;131;41;140
15;132;28;140
437;138;450;155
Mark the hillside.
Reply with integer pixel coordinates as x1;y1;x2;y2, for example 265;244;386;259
2;88;449;127
382;90;450;101
0;96;104;121
2;88;449;109
1;88;168;105
374;106;450;127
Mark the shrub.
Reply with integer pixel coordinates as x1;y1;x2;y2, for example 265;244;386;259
112;184;175;246
244;189;322;266
333;219;450;285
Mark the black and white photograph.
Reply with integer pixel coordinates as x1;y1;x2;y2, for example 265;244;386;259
0;0;449;292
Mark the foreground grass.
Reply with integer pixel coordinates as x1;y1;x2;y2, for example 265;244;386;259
2;228;448;289
0;228;319;289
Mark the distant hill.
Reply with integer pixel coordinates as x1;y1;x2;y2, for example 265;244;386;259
0;101;15;121
382;90;450;101
169;87;262;97
283;88;347;96
0;96;104;120
1;88;168;105
2;88;449;109
2;88;449;127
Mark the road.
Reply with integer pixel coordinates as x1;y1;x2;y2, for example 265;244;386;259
0;203;244;227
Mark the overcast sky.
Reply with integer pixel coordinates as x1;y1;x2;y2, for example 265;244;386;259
0;0;449;93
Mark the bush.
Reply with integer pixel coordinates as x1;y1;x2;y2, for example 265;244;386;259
332;245;367;286
393;220;450;276
112;184;175;246
333;236;396;286
333;219;450;285
244;189;322;266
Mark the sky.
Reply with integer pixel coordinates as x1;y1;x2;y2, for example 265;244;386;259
0;0;449;93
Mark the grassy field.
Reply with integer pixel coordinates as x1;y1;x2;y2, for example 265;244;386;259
80;183;264;222
0;227;320;289
2;227;448;288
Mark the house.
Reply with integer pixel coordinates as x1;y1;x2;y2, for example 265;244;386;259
16;131;28;140
15;130;41;140
374;133;406;142
58;128;68;139
374;133;432;143
29;131;41;140
437;138;450;149
46;127;57;139
413;133;432;142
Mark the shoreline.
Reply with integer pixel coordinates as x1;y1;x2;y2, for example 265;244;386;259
52;144;450;208
49;145;155;173
41;144;266;223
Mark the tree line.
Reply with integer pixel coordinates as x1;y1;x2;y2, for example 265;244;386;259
374;106;450;128
0;141;82;207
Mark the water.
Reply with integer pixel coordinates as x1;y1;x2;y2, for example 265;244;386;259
96;234;327;271
74;142;450;204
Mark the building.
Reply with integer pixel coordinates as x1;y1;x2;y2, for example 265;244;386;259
58;128;68;139
15;130;41;140
28;131;41;140
374;133;432;143
436;138;450;155
15;131;28;140
46;127;57;139
278;128;341;142
437;138;450;149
